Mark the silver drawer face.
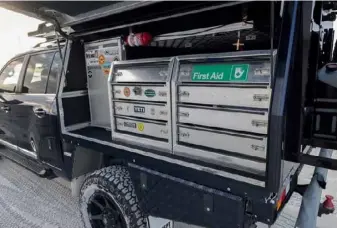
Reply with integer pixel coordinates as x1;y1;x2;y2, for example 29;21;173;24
178;127;267;159
178;62;271;83
114;102;169;121
116;118;169;140
178;107;268;134
114;64;170;82
113;85;168;102
174;146;266;174
178;86;271;109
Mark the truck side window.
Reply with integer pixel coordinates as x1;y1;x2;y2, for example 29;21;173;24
0;58;24;92
22;52;54;94
46;52;62;94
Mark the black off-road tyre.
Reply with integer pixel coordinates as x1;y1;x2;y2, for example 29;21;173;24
80;166;148;228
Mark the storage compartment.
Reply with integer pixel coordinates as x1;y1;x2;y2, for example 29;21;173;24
178;106;268;134
114;102;168;121
113;85;168;102
109;58;174;151
115;117;168;141
84;38;124;128
57;0;286;189
178;86;271;109
177;126;267;159
172;50;276;175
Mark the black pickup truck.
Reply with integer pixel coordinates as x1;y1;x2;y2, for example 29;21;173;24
1;1;337;228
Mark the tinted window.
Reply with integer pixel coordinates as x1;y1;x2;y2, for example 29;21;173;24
47;52;62;94
0;58;24;92
23;52;54;94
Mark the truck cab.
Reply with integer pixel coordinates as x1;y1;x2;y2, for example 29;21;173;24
0;44;64;176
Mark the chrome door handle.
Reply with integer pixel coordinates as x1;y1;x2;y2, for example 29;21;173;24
33;108;46;118
0;106;10;113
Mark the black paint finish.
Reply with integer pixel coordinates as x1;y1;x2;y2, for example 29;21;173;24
64;135;278;225
0;49;64;171
128;164;246;228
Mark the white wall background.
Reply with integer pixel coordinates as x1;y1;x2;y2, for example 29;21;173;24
0;8;43;69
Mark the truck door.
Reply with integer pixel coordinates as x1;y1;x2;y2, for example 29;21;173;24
0;57;25;149
11;51;63;167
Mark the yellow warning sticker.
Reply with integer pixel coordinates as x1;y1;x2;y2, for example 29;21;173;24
98;55;105;65
137;123;144;132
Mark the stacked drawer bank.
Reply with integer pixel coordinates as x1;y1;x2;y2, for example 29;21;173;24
109;58;175;151
109;51;275;176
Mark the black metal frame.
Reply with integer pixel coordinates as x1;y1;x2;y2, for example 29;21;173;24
283;1;337;170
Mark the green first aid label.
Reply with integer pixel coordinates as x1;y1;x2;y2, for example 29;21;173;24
191;64;249;82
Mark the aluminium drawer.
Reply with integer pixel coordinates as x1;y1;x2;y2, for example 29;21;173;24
177;106;268;134
116;117;169;140
115;102;169;121
177;126;267;159
113;85;168;102
178;86;271;109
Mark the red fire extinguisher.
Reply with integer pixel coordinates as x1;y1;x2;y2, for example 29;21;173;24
124;32;152;47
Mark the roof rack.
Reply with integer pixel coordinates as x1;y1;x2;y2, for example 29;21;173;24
33;39;66;49
28;22;72;40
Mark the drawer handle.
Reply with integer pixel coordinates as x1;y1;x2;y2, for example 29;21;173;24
178;132;190;138
160;129;168;134
251;144;265;151
159;111;168;116
178;112;189;117
159;91;167;97
113;90;121;94
115;106;123;111
113;72;123;77
178;91;190;97
251;120;268;127
253;94;269;101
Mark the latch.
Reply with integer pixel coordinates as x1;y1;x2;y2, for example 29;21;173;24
178;112;190;117
160;129;168;135
159;111;168;116
251;144;265;151
254;68;270;76
133;86;142;96
179;131;190;138
158;91;167;97
253;94;269;101
178;91;190;97
251;120;268;127
113;89;121;94
113;71;123;77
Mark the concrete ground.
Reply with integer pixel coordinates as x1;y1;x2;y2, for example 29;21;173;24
0;149;336;228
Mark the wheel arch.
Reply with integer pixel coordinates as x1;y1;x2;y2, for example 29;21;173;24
70;144;128;197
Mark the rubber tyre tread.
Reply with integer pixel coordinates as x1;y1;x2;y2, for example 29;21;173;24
80;166;148;228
